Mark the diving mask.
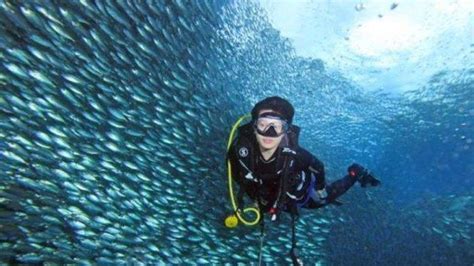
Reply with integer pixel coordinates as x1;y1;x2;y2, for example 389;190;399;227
253;112;289;137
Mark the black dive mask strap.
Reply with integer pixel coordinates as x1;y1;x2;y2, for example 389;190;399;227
258;111;286;120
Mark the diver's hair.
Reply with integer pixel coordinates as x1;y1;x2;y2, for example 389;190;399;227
251;96;294;124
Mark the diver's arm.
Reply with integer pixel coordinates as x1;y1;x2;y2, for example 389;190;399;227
227;143;258;203
297;147;326;189
309;155;326;190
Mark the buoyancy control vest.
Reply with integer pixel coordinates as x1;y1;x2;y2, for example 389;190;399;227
231;121;301;213
227;117;305;265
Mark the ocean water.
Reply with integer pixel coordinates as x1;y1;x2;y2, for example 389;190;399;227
0;0;472;265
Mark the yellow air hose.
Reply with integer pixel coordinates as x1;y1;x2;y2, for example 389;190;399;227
226;114;260;227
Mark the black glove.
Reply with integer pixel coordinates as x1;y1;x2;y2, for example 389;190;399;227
348;163;381;187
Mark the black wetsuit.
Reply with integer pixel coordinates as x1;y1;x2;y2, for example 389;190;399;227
228;144;359;212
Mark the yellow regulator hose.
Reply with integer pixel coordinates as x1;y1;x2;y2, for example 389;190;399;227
226;114;260;226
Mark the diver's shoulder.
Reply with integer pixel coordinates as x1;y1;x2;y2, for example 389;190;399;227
294;146;321;163
294;146;311;156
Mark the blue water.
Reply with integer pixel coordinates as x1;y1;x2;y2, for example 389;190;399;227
0;0;472;265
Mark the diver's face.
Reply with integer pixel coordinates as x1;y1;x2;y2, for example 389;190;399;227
255;109;285;151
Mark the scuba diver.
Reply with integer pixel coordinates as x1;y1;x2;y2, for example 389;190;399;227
225;96;381;265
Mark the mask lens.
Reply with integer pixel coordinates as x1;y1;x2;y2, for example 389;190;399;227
255;117;287;136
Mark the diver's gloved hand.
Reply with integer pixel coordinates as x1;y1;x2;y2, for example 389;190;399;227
316;187;328;201
348;163;381;187
308;186;328;204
